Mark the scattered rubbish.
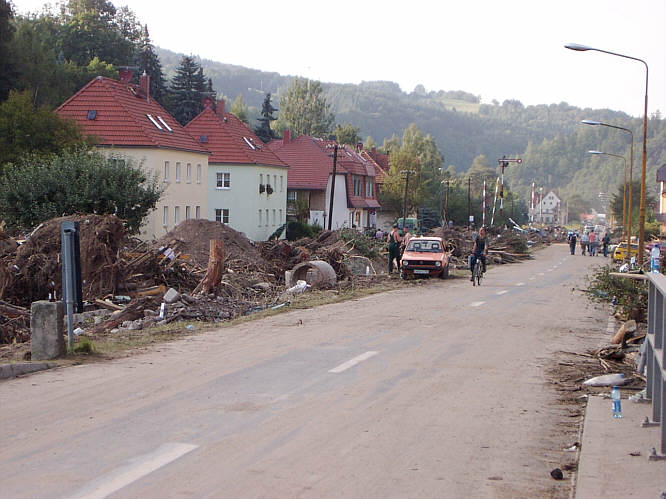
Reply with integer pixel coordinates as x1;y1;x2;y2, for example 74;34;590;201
629;389;648;403
564;442;580;452
629;451;641;457
73;327;84;336
285;280;310;295
158;302;166;320
583;373;627;387
618;263;629;273
185;324;194;331
550;468;564;480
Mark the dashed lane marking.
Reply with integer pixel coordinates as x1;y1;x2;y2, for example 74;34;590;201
329;351;379;373
72;443;198;499
515;282;525;287
496;290;508;295
469;301;485;307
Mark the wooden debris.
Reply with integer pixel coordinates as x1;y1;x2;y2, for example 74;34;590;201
193;240;225;295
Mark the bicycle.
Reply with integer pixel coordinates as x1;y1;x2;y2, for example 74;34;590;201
472;257;483;286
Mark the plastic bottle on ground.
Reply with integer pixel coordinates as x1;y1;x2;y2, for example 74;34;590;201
650;244;660;273
611;386;622;418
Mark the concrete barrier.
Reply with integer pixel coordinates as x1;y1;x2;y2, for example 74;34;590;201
30;301;65;360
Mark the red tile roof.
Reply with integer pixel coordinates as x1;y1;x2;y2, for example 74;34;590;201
57;76;208;153
184;106;287;167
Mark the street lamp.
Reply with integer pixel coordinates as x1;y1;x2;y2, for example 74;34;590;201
581;119;634;245
588;150;628;245
566;43;649;266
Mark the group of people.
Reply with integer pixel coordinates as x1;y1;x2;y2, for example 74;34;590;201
567;230;611;257
386;224;414;274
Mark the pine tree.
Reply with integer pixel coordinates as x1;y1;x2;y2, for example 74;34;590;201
134;25;167;104
254;93;278;143
0;0;18;101
168;55;208;125
275;78;334;138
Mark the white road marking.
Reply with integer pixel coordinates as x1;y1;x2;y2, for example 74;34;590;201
515;282;525;287
538;272;545;276
469;301;485;307
329;351;379;373
529;277;536;281
496;290;508;295
547;269;553;272
72;443;198;499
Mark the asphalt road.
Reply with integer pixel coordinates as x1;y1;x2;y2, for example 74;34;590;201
0;244;610;498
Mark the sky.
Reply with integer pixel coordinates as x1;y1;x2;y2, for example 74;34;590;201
15;0;666;118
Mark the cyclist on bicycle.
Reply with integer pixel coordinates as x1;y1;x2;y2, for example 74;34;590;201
470;226;488;281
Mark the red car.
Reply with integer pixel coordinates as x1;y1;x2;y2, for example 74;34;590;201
400;236;450;279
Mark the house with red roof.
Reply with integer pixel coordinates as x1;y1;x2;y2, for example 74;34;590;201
185;100;289;241
269;132;380;230
57;72;210;239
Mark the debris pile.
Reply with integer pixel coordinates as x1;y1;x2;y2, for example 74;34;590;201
0;215;544;348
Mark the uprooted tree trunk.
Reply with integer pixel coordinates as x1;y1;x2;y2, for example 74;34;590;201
193;240;225;295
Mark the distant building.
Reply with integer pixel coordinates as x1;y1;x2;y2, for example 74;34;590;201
532;190;563;224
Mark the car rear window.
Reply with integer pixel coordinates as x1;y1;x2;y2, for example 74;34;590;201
407;240;442;252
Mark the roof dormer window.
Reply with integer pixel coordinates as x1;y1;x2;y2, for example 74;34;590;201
157;116;173;132
146;114;163;130
87;110;97;120
243;137;256;150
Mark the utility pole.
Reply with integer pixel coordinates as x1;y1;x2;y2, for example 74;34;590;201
445;180;450;224
401;170;416;228
327;142;338;230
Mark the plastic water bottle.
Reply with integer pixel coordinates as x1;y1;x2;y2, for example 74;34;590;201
650;244;660;273
611;386;622;418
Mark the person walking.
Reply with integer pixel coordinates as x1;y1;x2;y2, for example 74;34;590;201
568;231;577;255
588;231;597;256
387;224;402;274
602;232;611;257
401;226;413;259
581;231;589;256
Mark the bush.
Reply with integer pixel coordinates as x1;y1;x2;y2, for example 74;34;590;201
586;265;647;319
286;221;321;240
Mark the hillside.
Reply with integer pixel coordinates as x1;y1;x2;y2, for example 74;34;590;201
158;47;665;211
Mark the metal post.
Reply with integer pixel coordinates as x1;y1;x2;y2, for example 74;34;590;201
61;230;75;350
327;143;338;231
445;181;450;224
467;177;471;225
402;171;412;227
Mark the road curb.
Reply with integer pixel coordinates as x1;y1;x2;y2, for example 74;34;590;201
0;362;55;380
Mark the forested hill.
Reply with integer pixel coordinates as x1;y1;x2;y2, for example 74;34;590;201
160;47;665;206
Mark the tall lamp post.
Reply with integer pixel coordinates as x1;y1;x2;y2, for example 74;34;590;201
582;119;634;244
566;43;649;266
588;150;628;246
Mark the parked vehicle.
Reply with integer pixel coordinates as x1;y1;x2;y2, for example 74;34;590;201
400;236;449;279
396;217;419;234
612;241;639;262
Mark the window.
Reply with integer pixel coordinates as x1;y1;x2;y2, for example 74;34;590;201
156;116;173;132
280;176;284;192
215;208;229;224
163;206;169;227
147;114;163;130
352;175;363;197
196;164;202;184
279;209;282;223
273;175;277;190
265;209;269;226
258;210;262;227
186;163;191;183
175;162;181;182
164;161;170;182
272;209;276;225
259;173;263;186
216;172;230;189
195;206;200;219
185;206;191;220
174;206;180;225
287;190;297;202
366;178;374;197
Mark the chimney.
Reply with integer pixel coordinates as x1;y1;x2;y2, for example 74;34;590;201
118;67;132;84
216;99;225;117
139;72;150;102
357;142;363;152
283;130;291;144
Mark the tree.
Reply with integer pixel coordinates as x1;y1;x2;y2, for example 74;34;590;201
254;93;278;143
0;0;18;101
464;155;496;195
275;78;334;137
168;55;209;125
610;179;656;234
0;90;90;169
334;123;361;146
230;94;248;124
134;25;167;103
566;194;589;222
0;148;162;234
